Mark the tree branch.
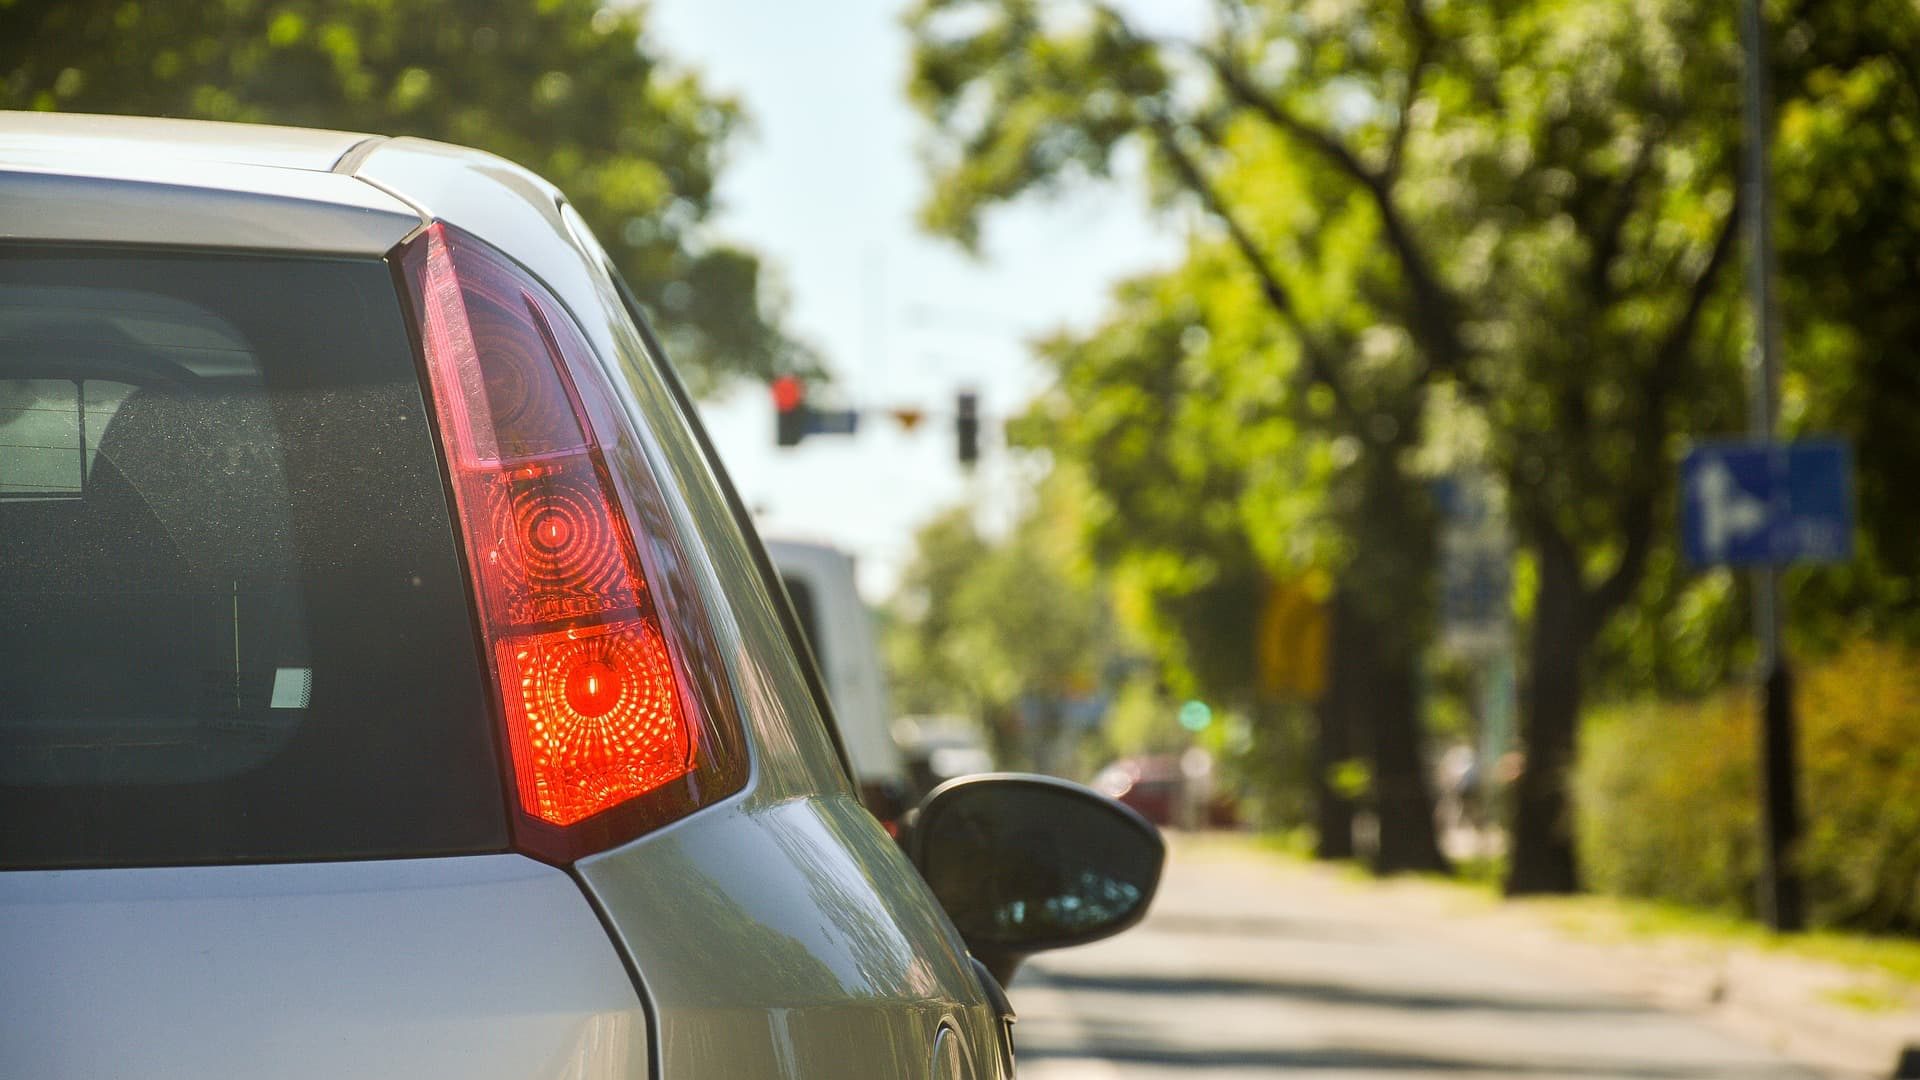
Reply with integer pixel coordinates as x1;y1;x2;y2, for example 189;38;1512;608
1148;115;1374;438
1203;42;1471;377
1584;196;1743;625
1586;133;1658;307
1384;0;1435;182
1515;481;1581;609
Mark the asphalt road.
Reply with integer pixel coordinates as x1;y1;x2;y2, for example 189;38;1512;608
1009;839;1823;1080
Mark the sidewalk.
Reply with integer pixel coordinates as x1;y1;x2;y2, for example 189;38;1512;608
1207;834;1920;1079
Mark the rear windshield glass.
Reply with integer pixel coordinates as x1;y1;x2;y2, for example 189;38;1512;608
0;247;506;868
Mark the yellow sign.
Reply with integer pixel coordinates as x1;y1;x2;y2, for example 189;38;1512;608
1257;576;1329;701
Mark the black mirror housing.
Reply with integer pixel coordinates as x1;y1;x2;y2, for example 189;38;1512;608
906;773;1165;982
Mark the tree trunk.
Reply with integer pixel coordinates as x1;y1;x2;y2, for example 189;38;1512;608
1343;454;1450;876
1359;597;1451;875
1312;590;1360;860
1506;538;1586;895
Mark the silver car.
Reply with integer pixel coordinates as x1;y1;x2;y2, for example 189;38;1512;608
0;112;1163;1079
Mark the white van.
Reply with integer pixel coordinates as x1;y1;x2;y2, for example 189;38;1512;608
765;539;913;830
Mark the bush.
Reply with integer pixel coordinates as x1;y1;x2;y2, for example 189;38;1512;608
1576;693;1758;915
1576;638;1920;932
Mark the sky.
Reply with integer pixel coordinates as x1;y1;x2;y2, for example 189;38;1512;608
649;0;1192;599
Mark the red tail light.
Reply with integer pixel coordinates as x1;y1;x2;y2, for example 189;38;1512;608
399;222;743;861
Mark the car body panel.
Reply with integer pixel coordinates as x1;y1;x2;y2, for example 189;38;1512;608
580;793;1002;1078
356;135;591;307
0;112;417;253
0;111;374;172
0;159;419;253
0;855;647;1080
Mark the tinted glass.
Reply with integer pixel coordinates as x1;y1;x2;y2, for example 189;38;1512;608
918;780;1162;950
0;247;506;868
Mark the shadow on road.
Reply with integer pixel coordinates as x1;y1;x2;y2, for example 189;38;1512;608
1012;843;1828;1079
1142;910;1380;942
1018;1038;1798;1077
1025;969;1656;1018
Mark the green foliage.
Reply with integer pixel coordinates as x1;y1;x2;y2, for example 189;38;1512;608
1574;694;1757;916
1214;703;1318;830
1328;758;1372;802
1024;242;1340;710
885;471;1118;766
901;0;1920;890
1592;559;1750;698
1;0;814;389
886;507;992;718
1096;675;1188;759
1590;0;1920;693
1577;638;1920;932
905;0;1168;249
1773;0;1920;587
902;0;1758;649
1436;1;1746;560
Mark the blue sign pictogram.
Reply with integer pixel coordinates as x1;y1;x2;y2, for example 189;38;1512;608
1680;439;1853;567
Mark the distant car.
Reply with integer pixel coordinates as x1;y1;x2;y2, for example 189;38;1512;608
0;111;1164;1079
1094;753;1239;829
765;537;914;830
1095;756;1184;825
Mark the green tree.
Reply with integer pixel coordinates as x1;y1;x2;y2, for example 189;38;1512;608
888;508;994;720
1577;3;1920;705
1770;1;1920;638
906;0;1754;891
887;474;1118;772
1;0;812;388
1021;239;1384;860
910;0;1464;873
1405;2;1745;893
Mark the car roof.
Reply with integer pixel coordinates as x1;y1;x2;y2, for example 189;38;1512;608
0;111;419;254
1;112;599;334
0;111;375;173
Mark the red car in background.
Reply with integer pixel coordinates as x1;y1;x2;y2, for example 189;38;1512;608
1093;754;1239;829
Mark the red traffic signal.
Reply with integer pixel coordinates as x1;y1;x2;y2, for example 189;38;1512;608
771;375;805;413
772;376;808;447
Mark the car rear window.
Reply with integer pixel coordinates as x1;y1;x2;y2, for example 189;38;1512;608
0;247;506;868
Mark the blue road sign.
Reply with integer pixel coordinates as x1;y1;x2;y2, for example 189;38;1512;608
1441;549;1511;629
1433;470;1511;655
1680;438;1853;567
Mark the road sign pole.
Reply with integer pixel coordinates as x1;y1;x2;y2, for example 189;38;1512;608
1740;0;1804;933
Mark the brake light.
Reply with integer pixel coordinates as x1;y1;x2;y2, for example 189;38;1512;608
399;222;742;860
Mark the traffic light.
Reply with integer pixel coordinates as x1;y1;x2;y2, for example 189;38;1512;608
955;390;979;466
773;375;806;447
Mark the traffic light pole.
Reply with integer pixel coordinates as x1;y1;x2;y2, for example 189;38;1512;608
1740;0;1804;933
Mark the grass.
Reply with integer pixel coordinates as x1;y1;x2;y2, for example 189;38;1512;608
1251;826;1317;859
1245;829;1920;992
1821;983;1911;1014
1521;894;1920;989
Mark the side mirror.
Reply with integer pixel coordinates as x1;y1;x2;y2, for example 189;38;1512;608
906;773;1165;984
